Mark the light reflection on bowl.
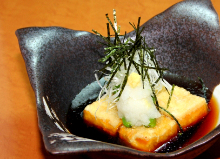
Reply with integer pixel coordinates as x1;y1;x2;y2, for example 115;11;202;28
213;85;220;125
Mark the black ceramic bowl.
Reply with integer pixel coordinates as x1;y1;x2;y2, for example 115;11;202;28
16;0;220;158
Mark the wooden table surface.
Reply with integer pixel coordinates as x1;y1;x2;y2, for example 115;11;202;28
1;0;220;158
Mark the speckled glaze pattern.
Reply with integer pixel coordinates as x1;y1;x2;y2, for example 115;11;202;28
16;0;220;158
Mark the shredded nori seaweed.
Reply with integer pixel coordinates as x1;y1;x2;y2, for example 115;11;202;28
92;10;184;131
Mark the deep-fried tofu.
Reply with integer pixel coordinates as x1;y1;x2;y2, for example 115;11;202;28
83;97;122;136
83;86;208;152
118;115;178;152
157;86;208;129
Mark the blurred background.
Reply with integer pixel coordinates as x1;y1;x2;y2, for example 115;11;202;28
0;0;219;158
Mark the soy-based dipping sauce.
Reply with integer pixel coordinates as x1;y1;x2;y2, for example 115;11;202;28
66;73;219;153
155;96;219;152
183;96;219;147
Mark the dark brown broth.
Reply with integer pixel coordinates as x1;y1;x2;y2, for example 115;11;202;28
66;73;218;153
155;96;218;152
182;97;219;147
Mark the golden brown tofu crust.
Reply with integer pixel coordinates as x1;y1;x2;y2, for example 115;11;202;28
157;86;208;129
83;98;123;136
83;86;208;152
118;115;178;152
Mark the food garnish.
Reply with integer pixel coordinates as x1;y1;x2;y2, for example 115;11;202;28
79;10;210;152
92;9;183;132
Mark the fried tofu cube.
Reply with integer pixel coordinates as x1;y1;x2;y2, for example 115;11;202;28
118;115;178;152
157;86;208;129
83;85;208;152
83;97;122;136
